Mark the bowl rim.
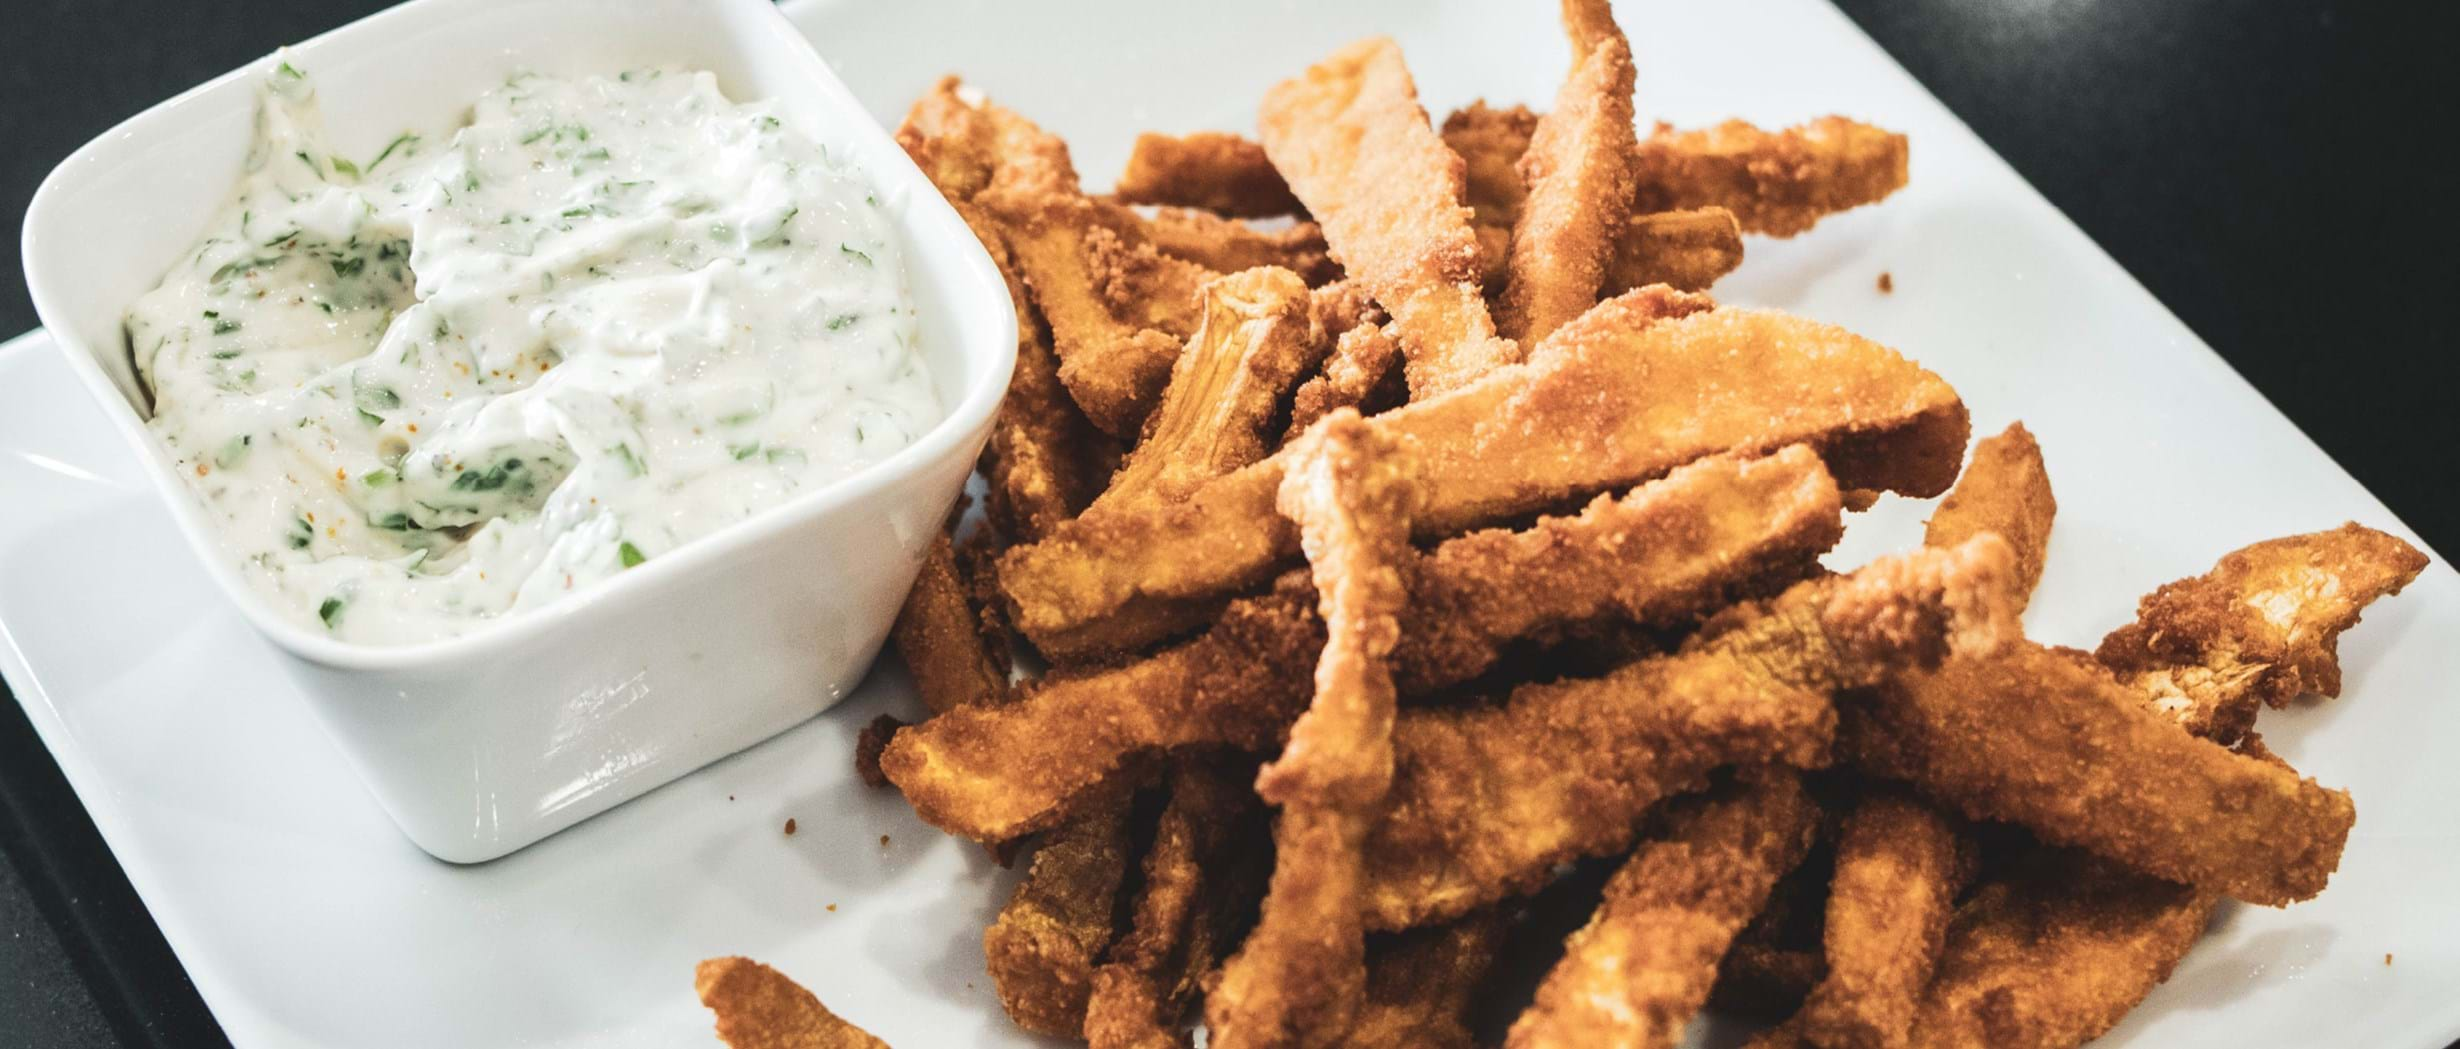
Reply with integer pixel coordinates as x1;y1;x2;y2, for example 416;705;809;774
19;0;1018;673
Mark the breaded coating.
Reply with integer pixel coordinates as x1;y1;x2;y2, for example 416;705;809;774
1924;422;2056;611
1442;102;1539;266
1364;537;2018;930
1085;759;1266;1049
1630;117;1910;237
1497;1;1637;343
1000;292;1971;659
982;794;1139;1037
888;536;1010;716
1342;910;1511;1049
980;186;1215;437
1794;790;1972;1049
1905;851;2216;1049
1258;37;1520;399
896;76;1077;200
696;957;889;1049
1605;207;1746;294
1208;414;1420;1049
946;200;1119;541
1131;205;1339;284
1844;641;2356;905
1095;267;1322;511
1287;321;1405;438
1113;130;1305;217
1504;773;1820;1049
2095;523;2426;744
884;447;1849;843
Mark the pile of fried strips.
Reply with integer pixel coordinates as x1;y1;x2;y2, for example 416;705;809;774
707;3;2431;1047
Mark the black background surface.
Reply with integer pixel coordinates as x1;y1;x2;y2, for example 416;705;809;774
2;2;2453;1047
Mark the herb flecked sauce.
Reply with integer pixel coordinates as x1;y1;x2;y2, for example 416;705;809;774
127;60;938;644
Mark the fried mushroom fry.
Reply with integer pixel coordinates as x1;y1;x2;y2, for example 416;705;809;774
1364;536;2018;931
1606;207;1746;294
1905;852;2217;1049
888;536;1010;715
1000;291;1970;659
982;794;1139;1037
1085;759;1266;1049
1129;206;1339;284
1631;117;1911;237
883;446;1848;843
1342;910;1512;1049
1844;642;2356;905
2095;523;2427;744
1286;321;1404;438
1258;37;1519;399
1094;267;1321;511
1924;421;2056;610
979;186;1216;437
895;76;1077;200
1496;0;1636;343
1208;413;1420;1049
1113;130;1306;217
1793;790;1972;1049
1504;772;1820;1049
696;957;890;1049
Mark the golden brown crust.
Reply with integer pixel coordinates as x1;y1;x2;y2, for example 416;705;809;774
1366;538;2015;931
1605;207;1747;294
978;186;1215;438
1084;759;1266;1049
1000;294;1970;659
1258;37;1520;399
1631;117;1911;237
695;957;889;1049
895;76;1078;201
1341;910;1511;1049
982;794;1139;1037
1094;267;1321;512
1113;130;1306;217
1129;205;1339;284
1794;791;1971;1049
1925;421;2057;611
888;536;1010;716
1905;853;2217;1049
2095;523;2427;743
1496;8;1636;343
1504;773;1820;1049
1844;641;2356;905
1286;321;1405;438
1442;102;1539;253
883;447;1848;843
1207;414;1419;1049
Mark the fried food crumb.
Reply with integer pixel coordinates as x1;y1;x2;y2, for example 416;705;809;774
880;835;892;847
784;819;798;836
854;715;906;788
1878;271;1893;293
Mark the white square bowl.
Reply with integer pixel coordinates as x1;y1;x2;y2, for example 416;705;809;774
18;0;1017;863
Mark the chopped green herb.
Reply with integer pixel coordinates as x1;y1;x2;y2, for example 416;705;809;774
356;408;385;427
368;132;419;170
618;541;646;568
213;434;253;469
212;317;242;335
317;596;346;628
352;379;402;412
370;512;413;531
330;256;365;279
211;348;242;360
287;516;314;549
609;443;645;477
839;244;872;266
763;447;808;466
826;313;859;331
449;459;525;492
295;151;319;175
329;157;361;179
276;61;305;81
728;442;760;461
361;468;396;488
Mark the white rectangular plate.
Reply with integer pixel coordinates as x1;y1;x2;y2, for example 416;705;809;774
4;1;2456;1046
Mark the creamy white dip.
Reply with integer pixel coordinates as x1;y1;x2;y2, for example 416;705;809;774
127;59;939;645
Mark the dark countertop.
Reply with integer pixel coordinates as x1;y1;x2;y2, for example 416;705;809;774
2;2;2452;1046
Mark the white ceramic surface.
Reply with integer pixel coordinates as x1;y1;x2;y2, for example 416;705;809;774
17;0;1018;862
4;0;2457;1046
